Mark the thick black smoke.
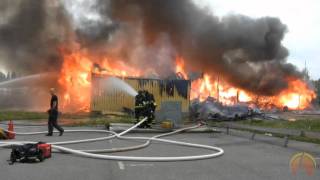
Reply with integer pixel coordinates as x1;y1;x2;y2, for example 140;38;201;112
0;0;70;74
107;0;302;95
0;0;303;96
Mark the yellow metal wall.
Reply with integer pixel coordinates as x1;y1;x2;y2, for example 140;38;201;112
91;76;190;114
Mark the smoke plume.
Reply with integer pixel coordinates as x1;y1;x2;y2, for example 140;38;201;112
0;0;303;96
107;0;301;95
0;0;70;74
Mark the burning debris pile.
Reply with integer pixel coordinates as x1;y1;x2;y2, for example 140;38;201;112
0;0;316;112
190;97;255;121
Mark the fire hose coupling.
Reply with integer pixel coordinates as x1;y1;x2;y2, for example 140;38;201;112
0;117;224;162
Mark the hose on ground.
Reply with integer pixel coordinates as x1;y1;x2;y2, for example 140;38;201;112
0;117;224;161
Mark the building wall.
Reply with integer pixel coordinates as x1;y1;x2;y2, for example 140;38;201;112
91;75;190;114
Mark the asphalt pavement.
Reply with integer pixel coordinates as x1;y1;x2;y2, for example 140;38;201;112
0;125;319;180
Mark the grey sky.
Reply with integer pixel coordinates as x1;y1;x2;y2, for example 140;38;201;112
195;0;320;79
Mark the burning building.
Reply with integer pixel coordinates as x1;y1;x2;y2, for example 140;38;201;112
91;74;190;115
0;0;316;113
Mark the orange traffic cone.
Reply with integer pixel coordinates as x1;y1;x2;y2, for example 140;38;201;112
7;120;15;139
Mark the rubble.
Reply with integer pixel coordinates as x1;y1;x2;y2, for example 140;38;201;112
190;95;320;122
190;97;261;121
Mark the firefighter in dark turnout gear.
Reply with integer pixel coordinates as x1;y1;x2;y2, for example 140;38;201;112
135;90;144;123
46;88;64;136
134;90;156;128
145;91;156;124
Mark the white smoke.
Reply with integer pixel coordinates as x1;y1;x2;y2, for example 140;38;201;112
62;0;112;37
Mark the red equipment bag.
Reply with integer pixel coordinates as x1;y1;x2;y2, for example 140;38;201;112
37;142;52;158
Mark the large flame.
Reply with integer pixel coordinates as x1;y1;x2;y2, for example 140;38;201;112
190;74;252;104
58;47;141;111
175;57;252;105
58;49;315;112
275;78;316;109
58;49;92;111
175;57;316;110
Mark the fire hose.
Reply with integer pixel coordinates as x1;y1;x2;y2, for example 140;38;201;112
0;117;224;161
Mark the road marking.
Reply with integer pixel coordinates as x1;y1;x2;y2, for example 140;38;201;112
118;161;125;170
128;163;154;167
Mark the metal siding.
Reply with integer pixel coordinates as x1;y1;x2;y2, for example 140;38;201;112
91;76;190;114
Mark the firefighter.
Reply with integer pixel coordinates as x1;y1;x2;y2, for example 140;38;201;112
150;94;157;124
134;90;156;128
145;91;157;125
46;88;64;136
141;90;156;128
134;90;144;124
140;90;150;128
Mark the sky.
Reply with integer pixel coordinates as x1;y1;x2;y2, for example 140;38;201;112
194;0;320;80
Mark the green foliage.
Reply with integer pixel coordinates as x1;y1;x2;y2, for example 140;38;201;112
70;116;135;127
0;111;47;121
0;111;135;126
240;119;320;132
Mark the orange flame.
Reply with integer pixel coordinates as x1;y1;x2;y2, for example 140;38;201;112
175;56;188;79
58;48;141;112
175;57;315;110
189;74;252;105
58;51;316;112
276;78;316;109
58;49;93;111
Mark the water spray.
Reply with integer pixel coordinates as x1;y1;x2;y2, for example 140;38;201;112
103;77;138;97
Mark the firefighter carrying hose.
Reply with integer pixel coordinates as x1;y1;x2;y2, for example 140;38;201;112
134;90;157;128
